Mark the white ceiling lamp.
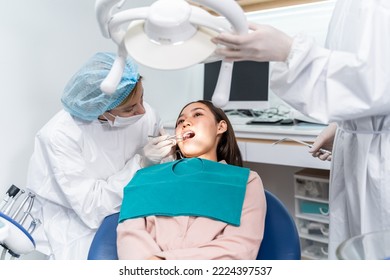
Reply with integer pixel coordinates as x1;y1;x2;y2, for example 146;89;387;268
95;0;248;107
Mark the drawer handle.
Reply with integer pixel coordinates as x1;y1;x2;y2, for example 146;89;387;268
319;207;329;216
320;226;329;237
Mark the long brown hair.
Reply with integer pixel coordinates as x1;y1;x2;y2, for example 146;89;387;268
175;100;243;167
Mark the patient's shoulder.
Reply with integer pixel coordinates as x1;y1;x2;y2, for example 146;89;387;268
247;170;263;186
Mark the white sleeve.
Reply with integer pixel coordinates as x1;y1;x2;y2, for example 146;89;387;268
27;129;143;229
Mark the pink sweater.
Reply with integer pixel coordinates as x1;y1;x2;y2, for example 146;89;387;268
117;170;266;260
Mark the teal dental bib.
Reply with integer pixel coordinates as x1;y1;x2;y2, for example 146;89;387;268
119;158;250;226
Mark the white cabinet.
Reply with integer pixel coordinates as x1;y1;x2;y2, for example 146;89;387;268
294;168;330;260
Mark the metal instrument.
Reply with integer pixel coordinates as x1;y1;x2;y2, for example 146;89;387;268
0;185;40;259
272;137;332;155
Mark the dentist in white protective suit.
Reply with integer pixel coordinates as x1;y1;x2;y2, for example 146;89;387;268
212;0;390;259
26;52;175;259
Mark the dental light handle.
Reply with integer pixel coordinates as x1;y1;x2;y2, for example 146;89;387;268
212;61;233;107
192;0;248;108
100;49;126;94
96;0;148;95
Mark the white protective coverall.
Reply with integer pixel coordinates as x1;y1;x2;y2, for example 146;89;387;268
26;102;162;259
271;0;390;259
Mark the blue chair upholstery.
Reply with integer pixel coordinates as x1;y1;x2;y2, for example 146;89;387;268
87;190;300;260
87;212;119;260
256;190;301;260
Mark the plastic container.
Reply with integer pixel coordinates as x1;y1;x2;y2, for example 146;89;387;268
337;230;390;260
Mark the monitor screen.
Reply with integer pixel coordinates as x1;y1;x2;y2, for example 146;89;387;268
203;60;270;111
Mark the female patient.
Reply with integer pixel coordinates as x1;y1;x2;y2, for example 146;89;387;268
117;100;266;260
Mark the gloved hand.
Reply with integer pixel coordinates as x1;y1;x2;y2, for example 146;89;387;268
308;123;337;161
211;22;293;62
141;128;176;167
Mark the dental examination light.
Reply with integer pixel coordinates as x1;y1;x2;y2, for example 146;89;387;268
95;0;248;107
0;185;41;259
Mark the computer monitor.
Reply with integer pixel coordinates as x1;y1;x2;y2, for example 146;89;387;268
203;60;270;111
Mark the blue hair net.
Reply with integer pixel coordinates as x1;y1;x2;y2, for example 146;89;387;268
61;52;140;121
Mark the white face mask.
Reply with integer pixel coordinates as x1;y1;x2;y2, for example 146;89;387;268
103;112;145;127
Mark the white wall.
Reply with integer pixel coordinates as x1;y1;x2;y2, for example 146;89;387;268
0;0;203;197
0;0;335;197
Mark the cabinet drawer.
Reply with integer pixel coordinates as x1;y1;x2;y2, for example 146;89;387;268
298;219;329;240
301;239;328;260
295;179;329;200
299;200;329;216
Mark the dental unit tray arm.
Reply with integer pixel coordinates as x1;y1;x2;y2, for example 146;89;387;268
95;0;248;108
0;187;40;259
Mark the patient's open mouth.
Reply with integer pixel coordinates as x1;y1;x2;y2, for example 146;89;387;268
182;131;195;141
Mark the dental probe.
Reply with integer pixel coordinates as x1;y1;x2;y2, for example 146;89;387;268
272;137;332;155
148;134;183;141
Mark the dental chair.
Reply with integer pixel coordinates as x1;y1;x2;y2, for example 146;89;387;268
87;190;301;260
